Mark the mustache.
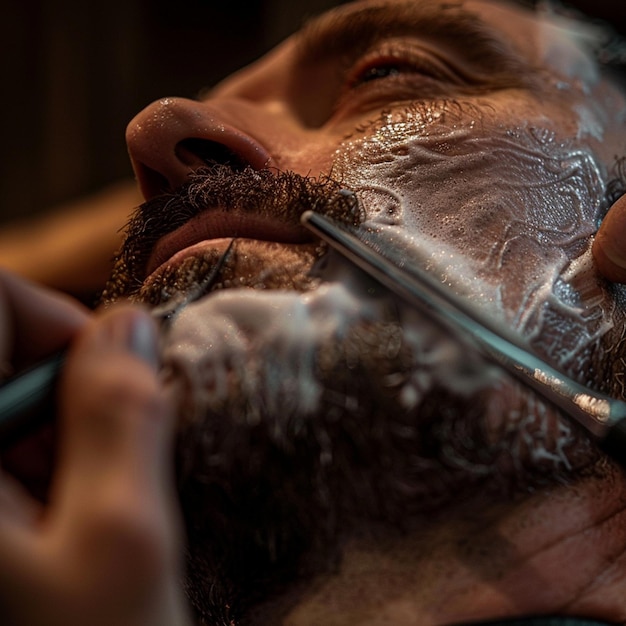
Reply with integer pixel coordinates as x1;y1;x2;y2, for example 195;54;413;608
116;164;365;283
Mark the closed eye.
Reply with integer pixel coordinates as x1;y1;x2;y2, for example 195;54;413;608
331;41;468;118
291;4;535;127
346;47;465;89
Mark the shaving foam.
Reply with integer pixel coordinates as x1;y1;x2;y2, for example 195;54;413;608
161;248;495;418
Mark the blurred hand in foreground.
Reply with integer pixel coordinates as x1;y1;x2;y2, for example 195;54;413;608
0;271;190;626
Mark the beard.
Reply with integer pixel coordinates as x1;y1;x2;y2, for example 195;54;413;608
102;165;364;304
102;164;616;625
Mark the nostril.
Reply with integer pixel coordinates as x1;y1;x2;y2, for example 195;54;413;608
137;139;253;200
177;138;250;172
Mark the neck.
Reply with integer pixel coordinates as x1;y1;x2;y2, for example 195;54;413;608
248;463;626;625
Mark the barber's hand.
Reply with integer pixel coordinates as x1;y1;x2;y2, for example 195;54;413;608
594;194;626;283
0;272;190;626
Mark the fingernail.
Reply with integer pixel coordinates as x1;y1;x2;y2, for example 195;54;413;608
604;195;626;268
102;308;160;369
601;232;626;270
612;246;626;269
126;312;160;369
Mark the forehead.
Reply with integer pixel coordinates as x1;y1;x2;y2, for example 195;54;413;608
301;1;534;37
293;0;569;64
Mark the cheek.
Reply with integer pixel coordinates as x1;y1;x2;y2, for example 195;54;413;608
334;104;607;262
268;131;342;178
331;102;617;364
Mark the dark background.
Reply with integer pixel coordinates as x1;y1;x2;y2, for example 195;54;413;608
2;0;625;224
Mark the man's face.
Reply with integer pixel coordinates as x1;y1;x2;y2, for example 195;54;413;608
107;0;626;616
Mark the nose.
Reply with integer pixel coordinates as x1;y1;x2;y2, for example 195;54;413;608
126;97;273;200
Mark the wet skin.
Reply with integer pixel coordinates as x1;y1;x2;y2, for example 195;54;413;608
116;0;626;624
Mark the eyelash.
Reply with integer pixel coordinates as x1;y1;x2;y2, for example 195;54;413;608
351;61;423;89
333;42;465;115
347;52;455;89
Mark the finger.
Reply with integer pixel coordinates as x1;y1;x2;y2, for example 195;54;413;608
594;194;626;283
0;468;42;594
0;270;89;370
52;305;179;582
0;272;89;504
56;303;168;501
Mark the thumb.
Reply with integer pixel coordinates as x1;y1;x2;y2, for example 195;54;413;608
53;304;174;530
594;194;626;283
30;306;188;625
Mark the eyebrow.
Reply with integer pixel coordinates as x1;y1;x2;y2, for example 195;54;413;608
293;1;534;87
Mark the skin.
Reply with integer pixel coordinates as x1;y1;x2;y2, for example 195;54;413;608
0;275;191;626
117;0;626;624
1;0;626;625
595;193;626;282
